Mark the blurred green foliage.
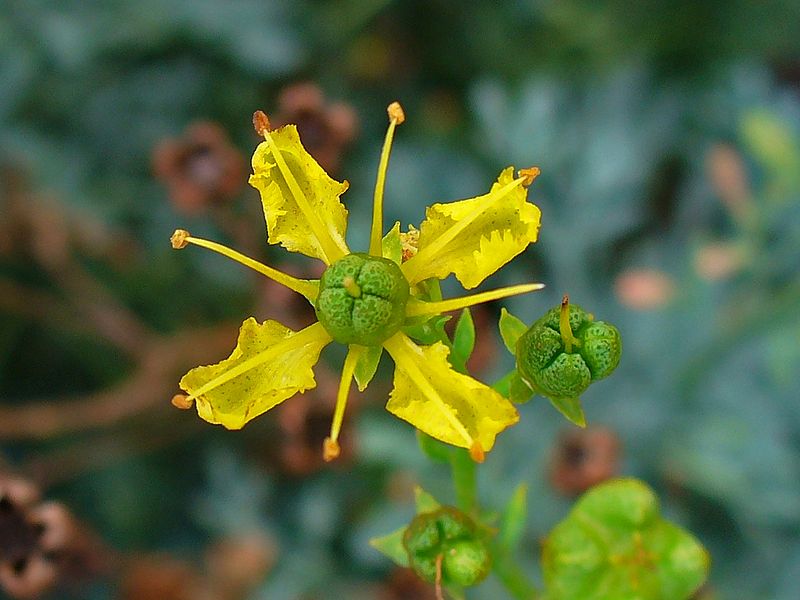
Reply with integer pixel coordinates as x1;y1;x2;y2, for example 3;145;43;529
2;1;799;599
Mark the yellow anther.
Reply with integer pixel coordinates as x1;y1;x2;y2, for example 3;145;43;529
387;101;405;124
170;229;190;249
252;110;271;136
518;166;541;186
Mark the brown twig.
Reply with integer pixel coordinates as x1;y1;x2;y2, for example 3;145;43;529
0;324;238;441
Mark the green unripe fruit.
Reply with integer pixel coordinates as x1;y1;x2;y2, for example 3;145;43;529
516;302;621;401
315;253;409;346
442;540;492;587
403;507;491;587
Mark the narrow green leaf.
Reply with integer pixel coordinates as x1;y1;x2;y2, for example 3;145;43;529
353;344;383;391
414;486;442;514
402;314;451;345
547;395;586;428
369;526;409;567
499;484;528;552
509;372;534;404
382;221;403;265
499;308;528;354
449;308;475;374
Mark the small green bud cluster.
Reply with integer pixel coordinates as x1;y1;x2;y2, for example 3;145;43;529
516;300;621;401
403;506;491;587
315;253;410;346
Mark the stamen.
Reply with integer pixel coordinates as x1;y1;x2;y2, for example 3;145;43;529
469;441;485;463
324;345;363;462
260;128;348;264
171;394;194;409
369;101;405;257
383;333;474;448
252;110;271;136
405;283;544;317
401;176;526;285
342;276;361;298
559;294;581;353
170;229;190;249
518;166;541;186
170;230;318;301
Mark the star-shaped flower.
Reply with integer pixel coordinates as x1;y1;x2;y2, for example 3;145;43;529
171;102;542;462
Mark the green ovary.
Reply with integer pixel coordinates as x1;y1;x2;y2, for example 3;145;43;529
315;253;410;346
516;303;621;400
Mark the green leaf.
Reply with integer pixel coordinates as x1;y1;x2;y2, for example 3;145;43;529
370;526;409;567
402;314;451;345
382;220;403;265
414;486;442;514
450;308;475;374
547;395;587;428
499;484;528;552
499;308;528;354
509;372;534;404
353;344;383;391
542;478;710;600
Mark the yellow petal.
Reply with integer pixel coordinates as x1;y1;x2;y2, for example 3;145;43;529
402;167;540;288
248;125;349;263
179;319;331;429
383;333;519;453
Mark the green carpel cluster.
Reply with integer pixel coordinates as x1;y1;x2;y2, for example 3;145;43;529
516;301;621;401
315;253;410;346
403;506;491;587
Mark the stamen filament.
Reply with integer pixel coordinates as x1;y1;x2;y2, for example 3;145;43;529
405;283;545;317
559;294;580;352
369;102;404;256
383;332;474;449
183;322;331;403
324;344;364;462
261;130;349;264
172;230;319;301
401;176;526;284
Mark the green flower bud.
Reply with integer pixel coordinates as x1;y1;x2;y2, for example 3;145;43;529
516;298;621;401
315;253;410;346
403;506;491;587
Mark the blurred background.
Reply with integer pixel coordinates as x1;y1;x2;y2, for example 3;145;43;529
2;1;800;598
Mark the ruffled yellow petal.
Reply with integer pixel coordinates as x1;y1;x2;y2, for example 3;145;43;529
249;125;349;264
402;167;540;288
383;332;519;454
179;319;332;429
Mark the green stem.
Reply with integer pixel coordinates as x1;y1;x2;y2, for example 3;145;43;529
493;551;542;600
448;448;477;514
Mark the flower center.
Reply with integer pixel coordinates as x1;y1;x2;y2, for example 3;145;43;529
315;253;410;346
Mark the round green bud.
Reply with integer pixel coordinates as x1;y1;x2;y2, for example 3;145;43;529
516;303;621;400
315;253;409;346
402;507;490;587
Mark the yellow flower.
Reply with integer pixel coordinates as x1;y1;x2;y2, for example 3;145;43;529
171;103;542;462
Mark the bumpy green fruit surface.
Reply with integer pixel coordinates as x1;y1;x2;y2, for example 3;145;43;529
516;303;621;401
403;507;491;587
315;253;409;346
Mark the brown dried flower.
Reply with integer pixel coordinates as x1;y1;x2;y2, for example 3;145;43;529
549;427;621;496
271;83;358;174
153;122;246;215
615;268;676;310
0;475;107;599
